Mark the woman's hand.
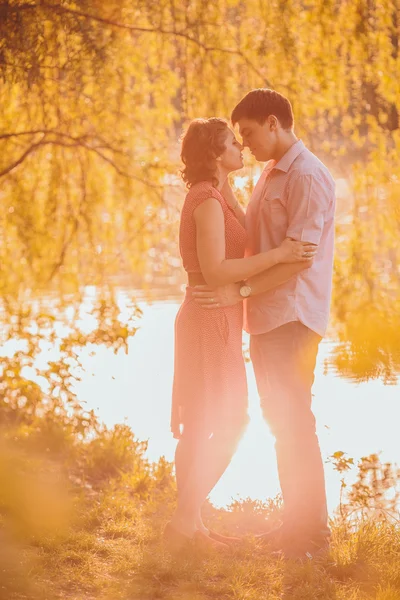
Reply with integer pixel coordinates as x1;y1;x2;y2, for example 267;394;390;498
276;237;318;263
192;283;241;309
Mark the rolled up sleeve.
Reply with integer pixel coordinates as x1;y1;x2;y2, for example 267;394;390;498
286;173;332;244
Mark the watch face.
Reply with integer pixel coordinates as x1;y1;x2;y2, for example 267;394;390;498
240;285;251;298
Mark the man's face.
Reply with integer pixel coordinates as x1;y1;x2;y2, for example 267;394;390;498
237;117;278;162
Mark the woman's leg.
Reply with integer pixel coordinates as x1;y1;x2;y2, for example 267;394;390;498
174;433;224;535
172;427;204;536
171;417;247;536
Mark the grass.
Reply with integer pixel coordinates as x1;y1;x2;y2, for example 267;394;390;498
2;460;399;600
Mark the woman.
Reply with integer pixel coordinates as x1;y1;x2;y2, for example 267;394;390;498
166;117;316;550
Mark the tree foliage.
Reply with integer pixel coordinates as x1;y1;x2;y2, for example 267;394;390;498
0;0;399;377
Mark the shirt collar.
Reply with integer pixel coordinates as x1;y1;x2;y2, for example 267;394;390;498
272;139;305;173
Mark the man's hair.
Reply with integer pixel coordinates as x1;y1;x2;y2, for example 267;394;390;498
231;88;294;130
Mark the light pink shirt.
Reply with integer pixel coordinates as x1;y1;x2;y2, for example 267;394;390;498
244;140;336;337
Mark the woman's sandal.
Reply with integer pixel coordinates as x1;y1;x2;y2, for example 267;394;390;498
163;521;193;553
163;522;229;553
193;529;230;551
208;529;242;545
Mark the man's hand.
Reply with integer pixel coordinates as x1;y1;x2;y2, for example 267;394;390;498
192;283;242;308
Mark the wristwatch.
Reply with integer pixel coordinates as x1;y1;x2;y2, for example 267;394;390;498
239;283;252;298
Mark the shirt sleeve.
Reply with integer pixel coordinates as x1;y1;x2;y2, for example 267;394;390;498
285;172;333;244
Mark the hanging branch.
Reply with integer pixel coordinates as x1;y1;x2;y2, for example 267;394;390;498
0;131;163;200
4;1;272;86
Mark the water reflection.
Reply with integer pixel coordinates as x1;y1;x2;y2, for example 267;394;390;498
72;298;399;513
327;310;400;384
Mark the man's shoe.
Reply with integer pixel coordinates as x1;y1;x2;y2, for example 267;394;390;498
272;538;330;562
257;524;330;551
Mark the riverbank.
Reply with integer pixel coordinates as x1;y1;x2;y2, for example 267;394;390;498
1;420;399;600
1;303;399;600
23;486;400;600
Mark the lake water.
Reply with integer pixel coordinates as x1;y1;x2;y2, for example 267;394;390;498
72;297;400;515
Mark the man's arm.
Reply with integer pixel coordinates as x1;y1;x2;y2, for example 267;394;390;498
246;259;313;294
245;173;331;296
192;258;313;308
248;172;329;294
285;171;333;244
193;171;330;308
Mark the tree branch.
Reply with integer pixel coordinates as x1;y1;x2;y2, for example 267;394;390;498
11;1;272;86
0;138;46;177
46;150;87;283
0;131;163;196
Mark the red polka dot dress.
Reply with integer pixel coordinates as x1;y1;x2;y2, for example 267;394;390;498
171;182;248;437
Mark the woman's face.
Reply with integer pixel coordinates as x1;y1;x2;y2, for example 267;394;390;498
218;129;243;172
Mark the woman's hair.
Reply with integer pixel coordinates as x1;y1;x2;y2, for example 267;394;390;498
180;117;229;188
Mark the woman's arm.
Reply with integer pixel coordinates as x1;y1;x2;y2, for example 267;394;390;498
194;198;315;288
192;261;313;309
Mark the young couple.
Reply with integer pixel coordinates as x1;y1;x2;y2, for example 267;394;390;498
167;88;336;560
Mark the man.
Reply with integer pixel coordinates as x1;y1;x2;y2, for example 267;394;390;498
193;88;336;559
